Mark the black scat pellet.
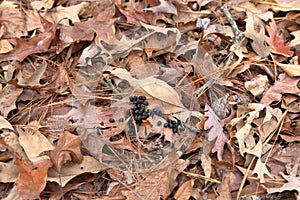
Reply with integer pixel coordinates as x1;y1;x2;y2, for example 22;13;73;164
172;127;178;133
233;104;238;110
200;103;206;109
171;120;177;125
157;121;162;126
179;126;185;132
133;96;137;101
118;118;124;122
141;115;148;120
138;99;144;104
134;109;139;114
164;122;169;128
143;101;149;106
129;96;134;102
109;118;115;123
138;95;146;100
137;103;141;108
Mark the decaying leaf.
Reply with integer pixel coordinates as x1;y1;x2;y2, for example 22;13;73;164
0;84;23;118
275;62;300;77
144;0;177;15
290;30;300;47
174;179;194;200
252;157;273;183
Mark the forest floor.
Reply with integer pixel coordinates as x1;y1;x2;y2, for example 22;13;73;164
0;0;300;199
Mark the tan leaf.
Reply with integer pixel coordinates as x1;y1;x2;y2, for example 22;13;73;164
0;161;19;182
47;156;103;187
41;3;89;26
0;0;26;38
244;75;269;97
15;155;53;199
244;16;270;58
217;172;236;200
17;121;54;162
0;115;13;130
0;84;23;118
275;62;300;77
174;179;194;200
252;158;273;183
290;30;300;47
144;0;177;15
49;131;83;172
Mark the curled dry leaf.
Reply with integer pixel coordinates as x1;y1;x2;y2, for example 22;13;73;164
275;62;300;77
49;131;83;172
290;30;300;47
244;74;269;97
144;0;177;15
174;179;194;200
252;157;273;183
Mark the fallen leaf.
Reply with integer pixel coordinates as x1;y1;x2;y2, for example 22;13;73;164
290;30;300;47
275;62;300;77
49;131;83;172
261;74;300;105
0;84;23;118
17;121;54;162
0;115;13;130
0;161;19;182
144;0;177;15
217;172;236;200
47;156;103;187
15;154;53;199
267;172;300;199
174;179;194;200
0;0;26;38
244;16;270;58
252;157;273;183
272;0;300;12
41;3;89;26
245;74;269;97
265;18;293;57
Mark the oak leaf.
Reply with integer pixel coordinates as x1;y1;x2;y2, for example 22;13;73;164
15;154;53;199
49;131;83;172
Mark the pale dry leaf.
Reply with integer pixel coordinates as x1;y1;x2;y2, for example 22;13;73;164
272;0;300;12
267;172;300;200
144;0;177;15
174;179;194;200
252;157;273;183
0;39;13;53
290;30;300;47
17;121;54;162
244;16;270;58
41;2;89;26
244;138;263;158
47;156;103;187
200;153;212;180
204;104;223;141
0;161;19;182
0;84;23;118
275;62;300;77
244;75;269;97
235;123;252;156
0;115;13;130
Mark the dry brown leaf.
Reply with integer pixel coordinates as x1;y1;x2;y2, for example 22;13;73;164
0;84;23;118
145;0;177;15
49;131;83;172
17;121;54;162
290;30;300;47
216;172;236;200
47;156;103;187
0;161;19;183
275;62;300;77
174;179;194;200
15;154;53;199
244;16;270;58
265;18;293;57
272;0;300;11
41;3;89;26
261;74;300;105
267;172;300;199
244;75;269;97
0;0;26;38
252;158;273;183
0;115;13;130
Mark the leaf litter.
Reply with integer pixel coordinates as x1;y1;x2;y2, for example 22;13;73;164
0;0;299;199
